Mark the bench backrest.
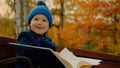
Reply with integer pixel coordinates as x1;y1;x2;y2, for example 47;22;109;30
0;37;16;60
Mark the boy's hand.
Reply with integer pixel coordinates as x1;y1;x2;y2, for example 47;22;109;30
41;39;56;51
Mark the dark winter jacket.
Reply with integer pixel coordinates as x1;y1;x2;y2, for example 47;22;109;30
17;30;56;51
16;30;56;68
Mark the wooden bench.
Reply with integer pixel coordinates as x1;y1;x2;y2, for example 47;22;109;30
0;37;120;68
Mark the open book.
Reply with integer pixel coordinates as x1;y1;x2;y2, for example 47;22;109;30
9;43;102;68
56;47;102;68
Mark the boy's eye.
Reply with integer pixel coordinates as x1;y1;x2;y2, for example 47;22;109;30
34;18;38;20
42;19;46;21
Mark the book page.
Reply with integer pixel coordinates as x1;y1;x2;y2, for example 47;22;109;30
59;47;83;68
53;52;73;68
59;48;102;68
76;61;92;68
76;56;102;65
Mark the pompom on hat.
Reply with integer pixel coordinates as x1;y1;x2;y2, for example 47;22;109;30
27;1;52;28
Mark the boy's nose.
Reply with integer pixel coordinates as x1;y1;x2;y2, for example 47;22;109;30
37;21;42;24
36;23;42;27
37;21;43;26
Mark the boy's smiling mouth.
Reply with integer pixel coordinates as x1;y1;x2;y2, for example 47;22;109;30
35;26;44;29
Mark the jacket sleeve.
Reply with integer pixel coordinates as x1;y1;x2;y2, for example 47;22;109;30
42;37;56;51
16;32;33;56
17;32;33;45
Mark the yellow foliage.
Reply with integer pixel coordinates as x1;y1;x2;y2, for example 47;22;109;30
47;26;59;46
117;22;120;30
0;17;15;38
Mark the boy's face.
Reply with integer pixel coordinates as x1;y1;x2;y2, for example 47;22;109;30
30;14;50;35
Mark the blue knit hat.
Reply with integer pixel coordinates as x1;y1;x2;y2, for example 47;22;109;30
27;1;52;28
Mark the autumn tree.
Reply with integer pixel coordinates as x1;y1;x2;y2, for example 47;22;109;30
14;0;29;38
0;17;15;38
0;0;15;38
58;0;120;55
1;0;120;55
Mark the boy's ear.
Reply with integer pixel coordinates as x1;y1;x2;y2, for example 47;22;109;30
29;25;31;28
48;27;50;30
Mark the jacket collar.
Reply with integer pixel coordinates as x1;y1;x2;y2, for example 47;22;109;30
29;30;46;40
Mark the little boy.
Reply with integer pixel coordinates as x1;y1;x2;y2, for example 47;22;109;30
16;1;56;68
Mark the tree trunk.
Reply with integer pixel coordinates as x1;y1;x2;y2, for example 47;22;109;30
60;0;64;28
14;0;29;38
14;0;21;38
58;0;64;46
23;0;29;31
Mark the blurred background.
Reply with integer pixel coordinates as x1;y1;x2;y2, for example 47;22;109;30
0;0;120;56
